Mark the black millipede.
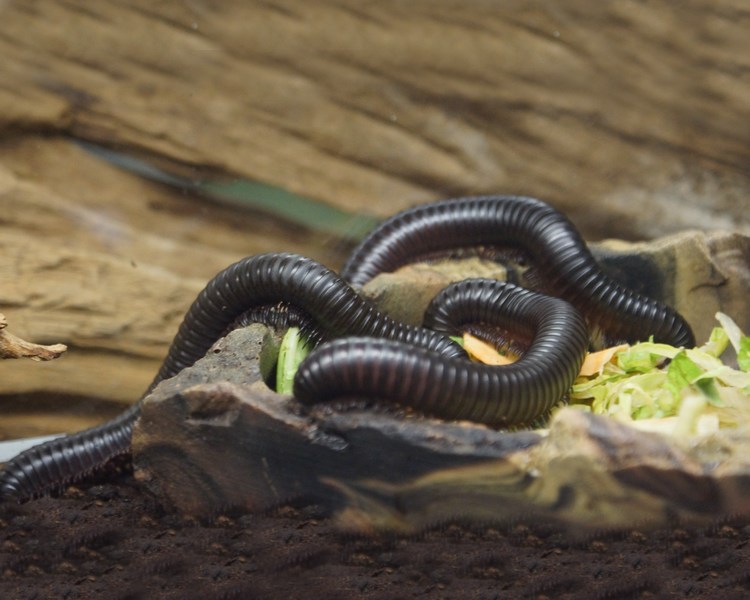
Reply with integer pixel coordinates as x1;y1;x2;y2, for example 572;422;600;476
341;195;695;348
294;279;590;426
0;253;462;502
0;195;696;502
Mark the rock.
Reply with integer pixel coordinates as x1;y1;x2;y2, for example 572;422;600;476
361;230;750;345
594;231;750;346
0;1;748;239
131;230;750;529
132;323;750;532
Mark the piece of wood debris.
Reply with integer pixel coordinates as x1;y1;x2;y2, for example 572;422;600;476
0;313;67;361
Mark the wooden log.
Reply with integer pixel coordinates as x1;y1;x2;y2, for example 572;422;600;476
2;0;749;432
0;0;748;238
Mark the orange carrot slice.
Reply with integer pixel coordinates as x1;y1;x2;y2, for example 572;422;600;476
578;344;629;376
463;333;517;365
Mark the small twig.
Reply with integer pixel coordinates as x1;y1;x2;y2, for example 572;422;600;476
0;313;67;361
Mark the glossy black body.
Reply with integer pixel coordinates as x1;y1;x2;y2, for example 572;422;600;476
341;195;695;347
295;279;589;426
0;195;695;502
0;253;461;501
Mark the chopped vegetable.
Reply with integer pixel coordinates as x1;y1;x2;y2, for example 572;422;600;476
570;313;750;436
276;327;311;395
740;337;750;372
578;344;629;377
462;333;516;365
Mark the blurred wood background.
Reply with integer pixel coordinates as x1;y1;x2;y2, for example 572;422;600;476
0;0;748;436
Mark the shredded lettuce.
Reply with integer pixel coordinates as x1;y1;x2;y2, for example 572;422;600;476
570;312;750;436
716;311;750;372
740;337;750;372
702;326;730;358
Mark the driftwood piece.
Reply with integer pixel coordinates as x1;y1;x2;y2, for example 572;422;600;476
0;1;748;239
132;325;750;532
0;313;66;361
0;137;337;406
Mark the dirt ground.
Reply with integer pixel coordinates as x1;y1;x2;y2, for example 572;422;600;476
2;459;750;600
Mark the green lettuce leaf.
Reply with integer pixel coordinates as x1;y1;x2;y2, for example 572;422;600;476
275;327;311;395
739;337;750;372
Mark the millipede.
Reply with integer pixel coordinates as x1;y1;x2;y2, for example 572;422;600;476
0;195;695;502
0;253;461;501
294;279;590;426
341;195;694;347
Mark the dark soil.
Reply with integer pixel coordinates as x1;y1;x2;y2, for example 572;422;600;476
2;461;750;600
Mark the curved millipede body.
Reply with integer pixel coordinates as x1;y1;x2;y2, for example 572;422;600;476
1;195;696;503
294;279;590;426
341;195;695;348
0;253;462;502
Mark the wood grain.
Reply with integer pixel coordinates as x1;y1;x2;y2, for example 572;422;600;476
0;0;748;238
0;137;341;416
